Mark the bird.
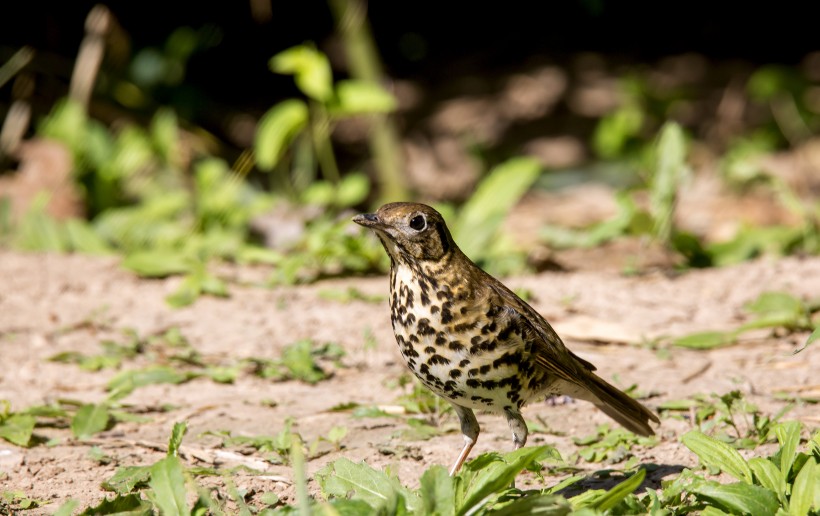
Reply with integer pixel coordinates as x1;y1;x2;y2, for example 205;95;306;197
353;202;659;475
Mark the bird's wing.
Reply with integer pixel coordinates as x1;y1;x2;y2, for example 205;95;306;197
486;281;597;381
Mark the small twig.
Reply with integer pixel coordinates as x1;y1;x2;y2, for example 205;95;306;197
681;360;712;384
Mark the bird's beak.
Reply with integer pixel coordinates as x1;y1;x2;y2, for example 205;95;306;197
352;212;384;228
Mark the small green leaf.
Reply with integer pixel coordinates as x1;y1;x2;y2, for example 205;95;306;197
690;482;780;516
101;465;152;494
122;251;192;278
149;456;191;516
52;499;79;516
789;456;818;516
590;469;646;511
332;80;397;115
168;421;188;457
673;331;737;349
336;172;370;208
107;366;192;397
65;219;112;254
650;121;689;242
794;327;820;355
0;413;35;447
78;493;150;515
255;99;308;171
682;430;753;483
269;45;333;102
71;403;110;439
491;493;571;515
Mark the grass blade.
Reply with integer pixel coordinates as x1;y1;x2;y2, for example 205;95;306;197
775;421;802;477
591;468;646;511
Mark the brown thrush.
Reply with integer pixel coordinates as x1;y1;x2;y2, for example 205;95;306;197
353;202;659;475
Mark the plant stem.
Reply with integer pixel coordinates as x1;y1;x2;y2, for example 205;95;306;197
328;0;408;203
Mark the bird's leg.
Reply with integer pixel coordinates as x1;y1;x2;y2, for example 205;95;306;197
449;404;479;476
505;409;528;449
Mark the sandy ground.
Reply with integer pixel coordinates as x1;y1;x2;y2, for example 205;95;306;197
0;250;818;513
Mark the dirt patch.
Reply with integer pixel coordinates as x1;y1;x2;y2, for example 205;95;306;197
0;251;818;512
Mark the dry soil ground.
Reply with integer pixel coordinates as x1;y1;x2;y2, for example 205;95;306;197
1;250;819;513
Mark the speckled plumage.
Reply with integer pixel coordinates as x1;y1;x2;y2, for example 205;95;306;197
354;202;659;475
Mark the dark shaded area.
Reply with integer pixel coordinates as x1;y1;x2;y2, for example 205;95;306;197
2;1;818;111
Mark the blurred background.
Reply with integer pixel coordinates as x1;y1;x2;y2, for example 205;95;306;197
1;1;819;303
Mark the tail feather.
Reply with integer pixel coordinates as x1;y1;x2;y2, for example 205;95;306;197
563;374;659;436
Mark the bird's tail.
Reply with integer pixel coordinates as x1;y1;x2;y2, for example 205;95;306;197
567;373;659;436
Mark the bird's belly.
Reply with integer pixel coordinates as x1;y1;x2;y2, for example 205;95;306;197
391;323;552;412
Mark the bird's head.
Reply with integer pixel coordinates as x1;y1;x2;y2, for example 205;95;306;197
353;202;455;264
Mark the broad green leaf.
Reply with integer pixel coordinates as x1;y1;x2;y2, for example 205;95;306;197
491;494;571;516
748;457;788;505
149;456;191;516
168;421;188;456
682;430;753;483
269;45;333;102
101;465;152;494
743;292;806;327
71;403;110;439
122;251;192;278
316;457;418;512
454;157;541;259
457;446;556;515
789;457;818;516
79;493;150;515
419;465;455;516
0;413;35;446
776;421;802;477
255;99;308;171
332;80;396;115
590;469;646;511
673;331;737;350
690;481;780;515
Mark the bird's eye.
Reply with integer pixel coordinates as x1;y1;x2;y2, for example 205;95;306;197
409;214;426;231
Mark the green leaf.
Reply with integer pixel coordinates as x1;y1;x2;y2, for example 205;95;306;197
650;121;688;242
590;469;646;511
332;80;397;115
453;157;541;259
255;99;309;171
149;456;191;516
316;458;418;512
744;292;806;327
789;457;818;516
122;251;192;278
168;421;188;457
682;430;753;483
65;219;112;254
419;465;455;516
79;493;150;515
690;481;780;516
336;172;370;208
269;45;333;102
673;331;737;349
491;494;571;516
281;340;328;384
457;446;555;515
71;403;110;439
53;499;79;516
748;458;788;505
794;327;819;355
0;413;35;447
775;421;802;477
107;366;192;397
151;108;179;164
102;466;153;494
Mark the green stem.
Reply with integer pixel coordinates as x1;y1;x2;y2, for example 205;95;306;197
328;0;408;203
